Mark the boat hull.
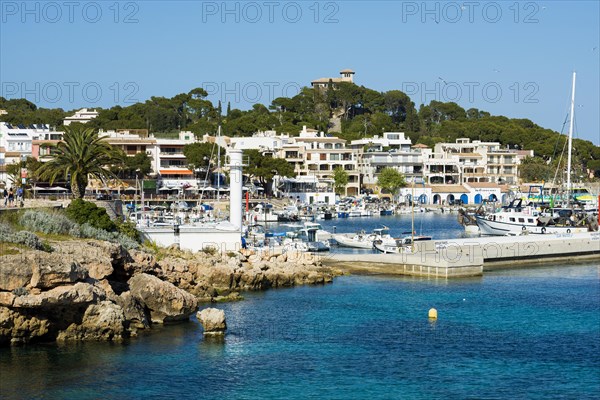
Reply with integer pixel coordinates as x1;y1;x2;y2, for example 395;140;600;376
476;216;588;236
333;234;376;249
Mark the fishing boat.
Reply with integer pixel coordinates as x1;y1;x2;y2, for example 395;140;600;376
476;73;598;236
475;199;593;235
333;226;392;249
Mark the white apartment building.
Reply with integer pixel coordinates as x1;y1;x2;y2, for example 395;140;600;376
0;122;61;185
100;129;199;189
421;147;462;185
433;138;521;185
350;132;424;187
63;108;99;125
278;126;360;196
229;130;291;155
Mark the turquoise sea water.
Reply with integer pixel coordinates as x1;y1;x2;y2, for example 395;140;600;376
1;261;599;399
1;215;599;398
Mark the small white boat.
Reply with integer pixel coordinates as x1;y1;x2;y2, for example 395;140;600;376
333;227;391;249
373;235;432;254
252;203;279;223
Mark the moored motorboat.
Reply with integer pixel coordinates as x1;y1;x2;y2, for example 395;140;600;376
333;226;392;249
475;199;595;235
373;235;432;254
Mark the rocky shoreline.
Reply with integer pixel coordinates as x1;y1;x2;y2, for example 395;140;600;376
0;240;341;345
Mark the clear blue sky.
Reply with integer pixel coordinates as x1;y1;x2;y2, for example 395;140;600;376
1;0;598;144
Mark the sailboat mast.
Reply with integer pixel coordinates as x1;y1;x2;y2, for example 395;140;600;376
411;181;415;252
566;72;576;206
217;125;221;195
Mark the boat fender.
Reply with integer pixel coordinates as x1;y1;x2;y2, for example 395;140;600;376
522;226;526;231
541;227;546;234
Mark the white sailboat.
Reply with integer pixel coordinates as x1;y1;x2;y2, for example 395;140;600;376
476;72;598;236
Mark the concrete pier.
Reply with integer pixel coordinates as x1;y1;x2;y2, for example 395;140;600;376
323;232;600;278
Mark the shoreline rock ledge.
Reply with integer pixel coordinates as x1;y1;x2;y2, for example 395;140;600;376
1;239;340;346
197;308;227;335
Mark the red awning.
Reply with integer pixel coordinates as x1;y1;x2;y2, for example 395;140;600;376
159;169;193;175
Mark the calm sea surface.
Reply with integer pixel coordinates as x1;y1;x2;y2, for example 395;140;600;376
1;215;599;399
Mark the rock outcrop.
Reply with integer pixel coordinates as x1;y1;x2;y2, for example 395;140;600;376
0;238;340;346
197;308;227;335
129;273;198;324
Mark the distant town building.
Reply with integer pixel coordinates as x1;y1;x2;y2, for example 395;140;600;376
63;108;99;126
229;130;291;156
349;132;424;188
276;126;360;196
100;129;199;190
311;69;355;90
0;122;63;186
432;138;523;185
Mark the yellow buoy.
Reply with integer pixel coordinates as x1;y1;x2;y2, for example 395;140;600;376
428;308;438;319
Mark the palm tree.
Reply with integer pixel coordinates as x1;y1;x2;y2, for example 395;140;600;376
37;125;123;198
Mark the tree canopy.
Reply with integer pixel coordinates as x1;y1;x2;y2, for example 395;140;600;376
36;125;122;198
377;168;407;196
244;149;294;193
2;78;599;180
333;167;349;195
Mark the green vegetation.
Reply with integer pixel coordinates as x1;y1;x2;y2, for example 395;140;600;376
36;125;122;198
66;199;116;231
18;208;139;250
3;77;599;179
0;223;53;252
377;168;407;197
183;142;225;171
333;167;349;195
202;246;218;256
244;149;295;193
519;156;555;182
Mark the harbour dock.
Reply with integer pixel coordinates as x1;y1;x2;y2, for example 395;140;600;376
322;232;600;278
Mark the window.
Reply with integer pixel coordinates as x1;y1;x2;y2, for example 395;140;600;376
509;218;515;222
518;218;525;223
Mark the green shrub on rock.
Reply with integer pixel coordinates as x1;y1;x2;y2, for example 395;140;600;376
0;223;52;252
66;199;116;232
20;210;78;235
18;210;140;250
116;220;140;242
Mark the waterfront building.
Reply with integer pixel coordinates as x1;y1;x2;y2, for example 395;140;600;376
349;132;424;189
421;147;462;185
277;126;360;196
100;129;199;190
275;175;336;205
0;122;62;185
433;138;522;185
